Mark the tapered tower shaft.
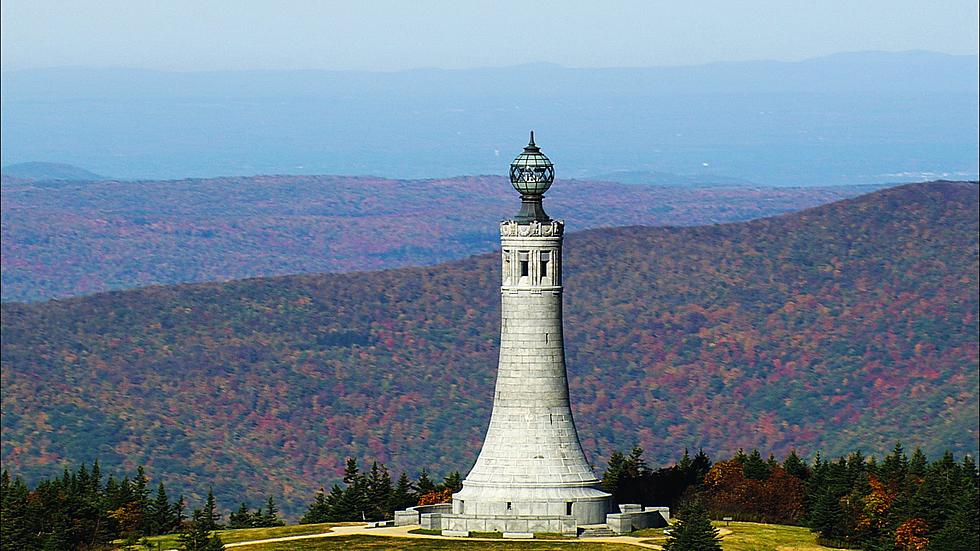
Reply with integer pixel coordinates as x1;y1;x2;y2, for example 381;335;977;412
452;135;610;524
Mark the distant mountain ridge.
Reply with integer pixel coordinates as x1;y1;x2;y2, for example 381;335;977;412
0;174;884;302
2;50;976;183
2;181;975;517
1;161;103;181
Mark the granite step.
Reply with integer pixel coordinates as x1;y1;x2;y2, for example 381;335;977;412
578;526;617;538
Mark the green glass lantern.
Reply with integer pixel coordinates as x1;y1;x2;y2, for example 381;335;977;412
509;132;555;222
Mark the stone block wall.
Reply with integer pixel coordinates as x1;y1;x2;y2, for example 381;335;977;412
440;514;577;536
606;505;670;534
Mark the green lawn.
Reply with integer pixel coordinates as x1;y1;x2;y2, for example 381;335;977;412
125;521;851;550
216;522;339;544
119;523;340;549
713;521;852;551
237;534;636;550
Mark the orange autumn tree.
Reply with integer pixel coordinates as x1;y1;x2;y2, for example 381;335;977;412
702;458;804;524
894;518;929;551
418;488;454;506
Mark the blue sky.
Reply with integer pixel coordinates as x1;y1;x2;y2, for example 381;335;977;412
2;0;978;71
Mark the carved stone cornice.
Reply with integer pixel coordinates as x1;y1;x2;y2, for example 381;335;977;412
500;219;564;238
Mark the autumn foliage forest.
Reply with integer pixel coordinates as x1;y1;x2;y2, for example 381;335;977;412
0;173;881;302
1;181;977;518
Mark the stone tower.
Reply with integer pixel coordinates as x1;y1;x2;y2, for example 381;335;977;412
451;133;611;528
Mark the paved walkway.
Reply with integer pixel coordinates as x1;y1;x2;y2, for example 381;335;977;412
223;523;680;549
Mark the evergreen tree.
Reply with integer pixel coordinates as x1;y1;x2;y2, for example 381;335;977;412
928;481;979;551
783;450;810;480
343;457;360;485
879;442;909;486
442;471;463;493
175;495;187;528
415;469;436;497
178;509;225;551
0;472;35;551
626;445;650;478
908;448;928;479
690;449;713;483
133;466;152;534
262;496;285;526
149;482;176;535
367;462;394;520
228;503;253;529
663;501;721;551
809;491;845;542
300;488;331;524
201;487;222;530
392;472;416;511
743;449;770;480
601;450;627;498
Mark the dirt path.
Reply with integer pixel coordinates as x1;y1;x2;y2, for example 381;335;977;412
222;523;694;549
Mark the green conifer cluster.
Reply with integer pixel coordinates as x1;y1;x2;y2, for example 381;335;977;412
299;458;461;523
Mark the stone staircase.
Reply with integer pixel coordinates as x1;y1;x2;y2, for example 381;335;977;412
578;525;617;538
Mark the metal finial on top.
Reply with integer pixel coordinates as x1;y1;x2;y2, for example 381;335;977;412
509;132;555;222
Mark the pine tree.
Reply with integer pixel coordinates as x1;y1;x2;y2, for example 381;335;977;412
743;449;770;480
928;480;979;551
783;450;810;480
442;471;463;493
343;457;360;485
149;482;175;535
175;495;187;528
300;488;331;524
415;469;435;497
908;448;928;479
663;501;721;551
178;509;225;551
392;473;416;511
133;466;152;534
690;449;713;484
0;473;35;551
201;487;222;530
601;450;627;498
262;496;284;526
809;491;845;542
879;442;909;486
228;503;253;529
366;462;393;520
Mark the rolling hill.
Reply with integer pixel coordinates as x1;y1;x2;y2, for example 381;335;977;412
1;161;104;181
1;181;976;518
0;174;881;302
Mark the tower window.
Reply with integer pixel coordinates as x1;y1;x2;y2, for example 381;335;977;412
506;501;512;511
540;250;550;280
518;252;529;278
566;502;573;515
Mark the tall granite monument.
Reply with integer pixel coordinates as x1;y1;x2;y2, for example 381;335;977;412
447;133;612;533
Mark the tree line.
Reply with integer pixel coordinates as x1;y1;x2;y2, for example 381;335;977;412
299;457;462;523
2;444;976;550
0;461;279;550
601;444;979;551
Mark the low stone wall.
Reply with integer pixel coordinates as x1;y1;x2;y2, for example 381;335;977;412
440;513;577;536
606;505;670;534
393;503;453;526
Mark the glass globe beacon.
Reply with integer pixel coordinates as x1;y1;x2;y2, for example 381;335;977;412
509;131;555;196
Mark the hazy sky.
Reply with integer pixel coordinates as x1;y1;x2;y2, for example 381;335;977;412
2;0;978;71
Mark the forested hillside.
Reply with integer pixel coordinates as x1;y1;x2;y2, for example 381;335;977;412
1;181;976;517
0;173;881;302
